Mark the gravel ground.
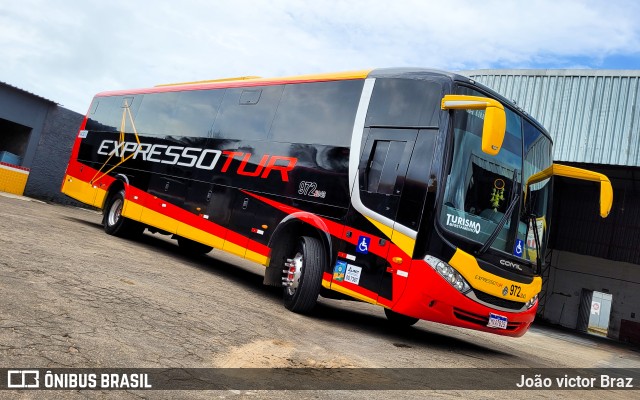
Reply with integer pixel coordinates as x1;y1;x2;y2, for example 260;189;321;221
1;193;638;399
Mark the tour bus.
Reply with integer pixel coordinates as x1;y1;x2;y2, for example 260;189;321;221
62;68;613;337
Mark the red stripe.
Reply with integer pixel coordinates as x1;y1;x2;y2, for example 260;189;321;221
242;191;344;238
96;77;354;98
66;162;270;257
0;162;29;171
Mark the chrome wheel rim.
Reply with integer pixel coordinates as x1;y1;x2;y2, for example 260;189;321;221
108;198;123;227
283;252;303;296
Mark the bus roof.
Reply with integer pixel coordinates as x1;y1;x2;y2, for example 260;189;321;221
94;68;478;96
96;69;373;97
94;67;549;138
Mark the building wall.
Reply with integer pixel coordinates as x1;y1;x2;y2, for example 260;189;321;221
0;84;52;168
24;105;84;206
460;69;640;167
542;250;640;341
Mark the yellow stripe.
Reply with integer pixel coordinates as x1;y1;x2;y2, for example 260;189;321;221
176;222;225;250
245;250;269;266
223;240;247;258
330;283;378;306
63;176;268;266
365;216;416;257
448;248;542;302
322;279;331;289
155;70;372;89
93;190;107;208
140;207;179;234
122;199;144;221
61;175;101;205
156;76;262;86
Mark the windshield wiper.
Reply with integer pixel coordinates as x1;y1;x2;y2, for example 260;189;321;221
477;192;520;256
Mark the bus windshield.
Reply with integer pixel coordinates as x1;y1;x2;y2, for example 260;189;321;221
440;88;553;268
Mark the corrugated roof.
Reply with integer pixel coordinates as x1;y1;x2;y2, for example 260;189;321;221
0;81;57;105
458;69;640;167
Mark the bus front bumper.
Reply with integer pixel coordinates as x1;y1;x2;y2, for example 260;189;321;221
392;259;537;337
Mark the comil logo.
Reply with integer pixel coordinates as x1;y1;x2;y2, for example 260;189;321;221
7;370;40;388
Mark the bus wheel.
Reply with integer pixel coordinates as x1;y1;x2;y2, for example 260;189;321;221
177;237;213;255
103;190;144;238
384;308;419;327
282;236;325;314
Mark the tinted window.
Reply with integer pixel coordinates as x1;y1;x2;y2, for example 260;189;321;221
365;79;442;127
212;85;284;141
86;96;130;132
134;90;223;137
270;80;364;146
366;140;406;195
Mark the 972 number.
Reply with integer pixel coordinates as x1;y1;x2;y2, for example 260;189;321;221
298;181;317;196
510;284;522;297
298;181;326;198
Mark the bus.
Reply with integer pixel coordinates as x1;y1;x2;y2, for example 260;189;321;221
61;68;613;337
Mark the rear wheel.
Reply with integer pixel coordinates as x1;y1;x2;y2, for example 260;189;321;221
177;236;213;255
282;236;325;314
103;190;144;238
384;308;419;327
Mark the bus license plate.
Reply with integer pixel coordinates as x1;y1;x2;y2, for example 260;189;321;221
487;313;508;329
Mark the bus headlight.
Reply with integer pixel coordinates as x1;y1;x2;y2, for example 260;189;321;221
525;294;539;309
424;255;471;294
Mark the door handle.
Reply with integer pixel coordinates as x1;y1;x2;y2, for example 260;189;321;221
242;198;249;210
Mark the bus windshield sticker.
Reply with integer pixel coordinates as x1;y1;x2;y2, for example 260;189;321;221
344;264;363;285
333;261;347;282
445;213;482;235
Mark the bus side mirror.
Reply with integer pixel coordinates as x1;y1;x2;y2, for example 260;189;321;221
441;95;506;156
526;163;613;218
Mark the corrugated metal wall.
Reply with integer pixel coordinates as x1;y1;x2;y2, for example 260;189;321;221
459;70;640;167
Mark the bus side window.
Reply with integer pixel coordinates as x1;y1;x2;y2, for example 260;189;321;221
365;140;405;195
359;129;416;221
212;85;284;141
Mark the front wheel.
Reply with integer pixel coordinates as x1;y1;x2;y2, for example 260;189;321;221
384;308;419;327
103;190;144;238
282;236;325;314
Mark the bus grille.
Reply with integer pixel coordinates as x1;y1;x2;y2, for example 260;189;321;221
453;308;521;331
472;289;525;311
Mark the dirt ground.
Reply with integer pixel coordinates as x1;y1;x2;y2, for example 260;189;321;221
1;193;639;399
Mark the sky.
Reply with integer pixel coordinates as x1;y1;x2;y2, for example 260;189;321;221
1;0;640;114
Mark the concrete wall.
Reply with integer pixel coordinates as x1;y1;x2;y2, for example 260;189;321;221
541;250;640;341
24;105;84;206
0;84;52;168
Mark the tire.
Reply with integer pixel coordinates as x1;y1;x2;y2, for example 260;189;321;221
177;236;213;255
384;308;419;327
103;190;144;238
283;236;325;314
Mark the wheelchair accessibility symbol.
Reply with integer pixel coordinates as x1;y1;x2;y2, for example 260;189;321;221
356;236;370;254
513;239;524;257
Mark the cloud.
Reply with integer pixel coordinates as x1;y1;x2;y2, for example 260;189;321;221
1;0;639;113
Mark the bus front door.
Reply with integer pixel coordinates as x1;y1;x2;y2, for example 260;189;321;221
333;128;417;305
